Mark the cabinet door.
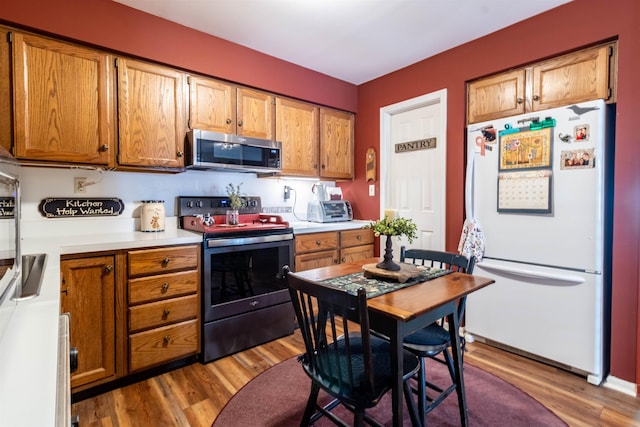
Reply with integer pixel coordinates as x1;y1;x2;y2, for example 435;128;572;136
295;250;339;272
467;69;526;124
188;75;236;133
0;27;11;154
340;245;374;264
236;88;274;139
276;97;319;177
320;108;354;180
116;58;186;168
60;255;116;390
532;44;613;111
12;32;115;164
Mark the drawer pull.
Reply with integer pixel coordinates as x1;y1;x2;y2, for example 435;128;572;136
161;282;170;293
162;257;170;265
315;240;321;246
104;265;113;274
162;309;171;318
163;335;171;345
357;235;362;240
341;257;346;263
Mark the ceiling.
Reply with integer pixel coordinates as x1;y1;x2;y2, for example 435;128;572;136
113;0;571;85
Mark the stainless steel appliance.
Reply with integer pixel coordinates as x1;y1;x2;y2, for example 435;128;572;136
178;196;294;362
185;129;282;173
307;200;353;223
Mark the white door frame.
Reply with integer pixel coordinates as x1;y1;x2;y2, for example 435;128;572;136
379;88;448;249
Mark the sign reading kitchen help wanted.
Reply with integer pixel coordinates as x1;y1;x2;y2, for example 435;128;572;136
39;198;124;218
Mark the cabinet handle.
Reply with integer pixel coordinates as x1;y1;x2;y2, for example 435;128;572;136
162;257;170;265
163;335;171;344
357;235;362;240
237;120;243;127
161;282;170;293
341;257;346;263
104;265;113;273
99;144;109;152
177;151;184;157
162;309;170;318
532;94;540;101
516;97;524;104
226;118;232;125
315;240;321;246
321;164;326;170
313;164;318;170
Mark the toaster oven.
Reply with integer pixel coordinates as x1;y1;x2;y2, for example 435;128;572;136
307;200;353;223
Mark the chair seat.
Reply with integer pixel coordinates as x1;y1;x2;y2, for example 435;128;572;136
302;334;420;408
403;323;450;355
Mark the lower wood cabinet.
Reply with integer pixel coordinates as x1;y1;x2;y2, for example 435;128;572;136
60;243;200;393
294;228;374;272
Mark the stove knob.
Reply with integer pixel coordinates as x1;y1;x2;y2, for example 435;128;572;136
196;200;203;208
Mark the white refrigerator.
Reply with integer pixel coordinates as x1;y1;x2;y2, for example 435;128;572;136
464;99;613;384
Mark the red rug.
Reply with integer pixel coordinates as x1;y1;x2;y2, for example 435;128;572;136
212;357;567;426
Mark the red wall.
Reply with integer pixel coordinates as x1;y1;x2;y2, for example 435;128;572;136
349;0;640;383
0;0;357;112
3;0;640;384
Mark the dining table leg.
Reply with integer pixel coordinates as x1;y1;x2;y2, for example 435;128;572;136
449;312;468;427
390;322;404;427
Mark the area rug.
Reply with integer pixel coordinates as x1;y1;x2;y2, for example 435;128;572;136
212;356;567;426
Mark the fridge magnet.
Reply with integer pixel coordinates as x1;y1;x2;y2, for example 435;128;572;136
560;148;595;169
499;127;552;171
574;124;590;141
497;170;552;214
469;125;496;156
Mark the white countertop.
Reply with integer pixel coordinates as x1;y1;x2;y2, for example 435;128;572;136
0;218;372;426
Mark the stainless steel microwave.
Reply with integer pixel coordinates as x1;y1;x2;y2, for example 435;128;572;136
186;129;281;174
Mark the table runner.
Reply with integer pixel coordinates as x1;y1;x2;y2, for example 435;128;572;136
321;266;451;298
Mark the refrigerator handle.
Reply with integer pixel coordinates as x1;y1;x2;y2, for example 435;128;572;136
465;149;475;219
478;262;586;285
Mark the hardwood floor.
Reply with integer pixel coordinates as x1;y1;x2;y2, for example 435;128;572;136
72;330;640;426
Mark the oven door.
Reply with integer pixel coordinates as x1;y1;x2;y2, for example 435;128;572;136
202;236;294;322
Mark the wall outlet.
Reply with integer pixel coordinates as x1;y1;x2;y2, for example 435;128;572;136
369;184;375;196
283;185;291;201
74;177;87;193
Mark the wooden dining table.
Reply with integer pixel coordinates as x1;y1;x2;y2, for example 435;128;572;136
293;257;495;427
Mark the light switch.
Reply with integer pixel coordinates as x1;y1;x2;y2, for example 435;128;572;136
369;184;375;196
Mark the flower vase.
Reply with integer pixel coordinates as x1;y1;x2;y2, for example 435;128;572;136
226;209;239;225
376;235;401;271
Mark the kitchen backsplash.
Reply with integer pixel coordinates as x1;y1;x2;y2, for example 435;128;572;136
19;166;332;231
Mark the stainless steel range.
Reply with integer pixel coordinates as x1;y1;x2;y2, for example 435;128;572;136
178;196;294;363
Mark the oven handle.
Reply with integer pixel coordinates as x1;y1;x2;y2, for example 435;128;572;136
206;232;294;248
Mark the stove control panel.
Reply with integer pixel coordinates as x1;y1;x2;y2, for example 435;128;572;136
177;196;262;217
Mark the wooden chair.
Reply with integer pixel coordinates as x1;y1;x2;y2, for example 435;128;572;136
283;266;420;427
399;247;476;427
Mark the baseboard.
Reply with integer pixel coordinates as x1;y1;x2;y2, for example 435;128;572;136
602;375;637;397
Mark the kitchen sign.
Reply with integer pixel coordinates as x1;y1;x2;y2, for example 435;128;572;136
39;198;124;218
395;137;437;153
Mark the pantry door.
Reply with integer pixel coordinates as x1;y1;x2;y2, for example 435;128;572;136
380;89;447;254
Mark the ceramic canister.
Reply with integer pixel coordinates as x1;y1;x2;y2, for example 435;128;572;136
140;200;165;232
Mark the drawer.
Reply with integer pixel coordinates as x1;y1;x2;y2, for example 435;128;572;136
295;249;339;271
295;232;339;253
128;270;199;305
129;294;199;333
129;319;199;372
128;245;199;277
340;229;374;248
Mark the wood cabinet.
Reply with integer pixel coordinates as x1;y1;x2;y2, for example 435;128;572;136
188;75;275;139
60;254;119;391
11;32;116;165
127;244;200;373
320;108;355;180
0;27;12;154
467;42;617;124
276;97;319;177
276;98;354;180
295;229;374;271
116;57;187;169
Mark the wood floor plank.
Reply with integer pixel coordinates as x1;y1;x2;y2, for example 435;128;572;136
71;331;640;426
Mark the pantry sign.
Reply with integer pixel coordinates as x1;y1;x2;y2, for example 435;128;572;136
39;198;124;218
395;137;437;153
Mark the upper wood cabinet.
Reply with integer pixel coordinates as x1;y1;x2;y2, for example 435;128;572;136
320;108;355;180
11;32;116;165
188;75;275;140
467;42;617;124
276;97;319;177
0;27;12;155
116;57;187;169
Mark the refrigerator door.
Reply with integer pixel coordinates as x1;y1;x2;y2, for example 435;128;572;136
466;99;606;272
466;259;604;384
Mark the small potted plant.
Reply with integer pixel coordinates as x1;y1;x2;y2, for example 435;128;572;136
225;182;245;225
363;215;417;271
